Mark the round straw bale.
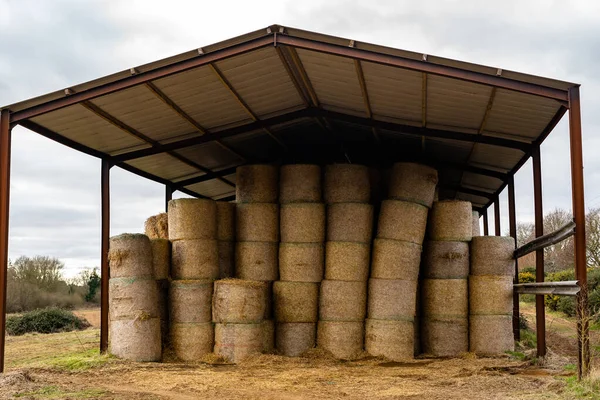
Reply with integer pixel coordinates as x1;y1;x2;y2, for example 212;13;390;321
317;321;364;360
151;238;170;280
325;241;370;281
368;279;418;320
214;322;264;363
470;236;515;276
280;203;325;243
109;277;159;320
472;211;481;237
171;239;218;280
388;163;438;208
216;202;236;241
109;234;153;278
236;203;279;242
421;317;468;357
273;281;319;323
319;280;367;321
365;318;414;361
428;200;473;241
324;164;370;204
144;213;169;239
376;200;428;245
109;316;161;362
278;243;324;282
280;164;321;203
235;241;278;281
218;240;235;279
170;322;214;361
168;198;217;240
212;279;267;323
422;241;469;279
421;279;468;318
169;280;213;323
469;275;513;315
276;322;316;357
371;239;422;280
236;164;279;203
262;319;275;353
469;315;514;355
327;203;374;243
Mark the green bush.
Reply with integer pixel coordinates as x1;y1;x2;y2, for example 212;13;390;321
557;296;576;317
6;308;90;336
518;271;535;283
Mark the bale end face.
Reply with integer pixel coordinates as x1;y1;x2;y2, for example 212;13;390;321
279;164;322;203
276;322;316;357
212;279;267;324
427;200;473;242
365;319;414;361
144;213;169;239
236;164;279;203
317;321;364;360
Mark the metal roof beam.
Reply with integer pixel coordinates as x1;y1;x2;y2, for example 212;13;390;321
173;166;237;188
276;36;569;102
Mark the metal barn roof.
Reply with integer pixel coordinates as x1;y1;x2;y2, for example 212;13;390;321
2;25;578;210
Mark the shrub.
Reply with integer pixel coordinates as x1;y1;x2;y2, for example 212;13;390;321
518;271;535;284
557;296;577;317
6;308;90;336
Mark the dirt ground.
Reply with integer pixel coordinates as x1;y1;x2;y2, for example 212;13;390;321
1;304;596;399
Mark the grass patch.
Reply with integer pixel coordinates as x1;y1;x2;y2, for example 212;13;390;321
47;348;114;371
564;375;600;399
505;351;528;361
518;328;537;349
15;385;106;399
7;308;90;336
565;363;577;372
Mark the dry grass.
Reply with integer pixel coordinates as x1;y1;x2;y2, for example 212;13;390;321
110;317;161;362
421;279;468;317
217;240;234;279
317;320;364;360
144;213;169;240
469;315;514;356
214;322;263;363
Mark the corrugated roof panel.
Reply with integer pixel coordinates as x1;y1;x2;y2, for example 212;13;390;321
152;65;252;130
483;89;561;140
469;144;524;171
425;137;473;163
173;142;243;170
426;75;492;130
126;153;200;181
361;61;422;123
30;104;146;154
214;47;304;118
461;172;503;192
455;192;488;207
91;85;194;143
185;175;235;199
296;49;366;116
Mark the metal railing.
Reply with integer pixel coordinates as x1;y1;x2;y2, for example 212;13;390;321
514;221;576;259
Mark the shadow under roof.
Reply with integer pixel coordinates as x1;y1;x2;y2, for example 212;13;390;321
2;24;578;210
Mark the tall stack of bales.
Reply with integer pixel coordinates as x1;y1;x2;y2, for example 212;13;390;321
421;200;472;357
108;234;161;361
144;213;171;347
168;199;218;361
366;163;437;361
319;164;372;360
217;202;236;278
235;164;279;352
470;236;515;354
472;211;481;237
276;164;324;356
213;279;267;362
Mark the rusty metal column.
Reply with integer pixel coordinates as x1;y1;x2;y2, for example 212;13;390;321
483;211;489;236
100;159;111;354
165;185;173;213
0;110;12;373
508;176;520;341
568;86;589;379
532;145;546;357
494;197;501;236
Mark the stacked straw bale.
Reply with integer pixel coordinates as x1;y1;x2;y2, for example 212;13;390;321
276;164;323;356
213;279;267;362
421;200;472;357
108;234;161;362
319;164;372;360
366;163;436;361
168;199;218;361
235;164;279;352
144;213;171;347
472;211;481;237
217;202;236;278
469;236;515;355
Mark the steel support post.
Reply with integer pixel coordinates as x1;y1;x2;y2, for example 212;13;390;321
532;145;546;357
483;211;489;236
0;110;11;373
165;185;173;213
494;197;501;236
508;176;520;341
100;159;111;353
568;86;589;379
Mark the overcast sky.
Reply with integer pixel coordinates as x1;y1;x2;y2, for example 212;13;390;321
1;0;599;277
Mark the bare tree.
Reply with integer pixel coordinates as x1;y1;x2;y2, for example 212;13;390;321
543;208;574;272
10;255;65;291
585;208;600;268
